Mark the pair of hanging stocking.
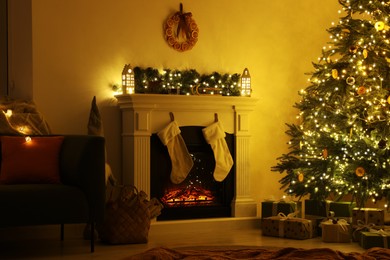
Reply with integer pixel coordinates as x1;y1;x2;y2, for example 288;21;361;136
202;121;234;182
157;120;194;184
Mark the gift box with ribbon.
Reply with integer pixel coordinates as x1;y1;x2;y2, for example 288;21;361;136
305;200;355;236
261;200;301;219
304;200;355;219
352;220;382;242
261;212;314;240
352;208;384;226
360;229;390;249
305;215;324;237
321;219;351;243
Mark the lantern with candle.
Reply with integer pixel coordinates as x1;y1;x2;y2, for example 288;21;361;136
240;68;251;97
121;64;135;94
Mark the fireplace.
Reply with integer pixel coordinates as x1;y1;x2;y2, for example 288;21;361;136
150;126;235;220
115;94;258;218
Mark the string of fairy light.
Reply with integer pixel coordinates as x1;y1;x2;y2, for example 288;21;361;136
280;1;390;206
117;66;252;97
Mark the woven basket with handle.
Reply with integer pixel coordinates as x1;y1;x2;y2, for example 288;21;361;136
99;185;151;244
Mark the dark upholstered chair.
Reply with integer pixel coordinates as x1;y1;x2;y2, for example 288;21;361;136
0;135;106;252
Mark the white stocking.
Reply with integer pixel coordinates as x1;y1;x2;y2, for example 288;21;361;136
202;121;233;182
158;121;194;184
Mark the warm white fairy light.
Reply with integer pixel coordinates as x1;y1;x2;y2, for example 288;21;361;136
5;109;12;118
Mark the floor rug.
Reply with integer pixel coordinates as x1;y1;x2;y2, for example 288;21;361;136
125;246;390;260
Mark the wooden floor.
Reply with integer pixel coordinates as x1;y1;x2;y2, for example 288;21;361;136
0;217;366;260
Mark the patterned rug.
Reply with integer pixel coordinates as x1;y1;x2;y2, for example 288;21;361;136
125;246;390;260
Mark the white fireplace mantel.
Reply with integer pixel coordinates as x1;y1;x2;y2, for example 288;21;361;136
116;94;258;217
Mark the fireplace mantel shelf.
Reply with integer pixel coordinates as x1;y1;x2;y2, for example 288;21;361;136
116;93;259;218
115;94;258;111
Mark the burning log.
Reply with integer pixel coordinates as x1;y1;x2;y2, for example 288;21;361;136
161;184;216;207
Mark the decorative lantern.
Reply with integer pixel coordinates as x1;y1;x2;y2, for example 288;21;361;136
240;68;251;97
121;64;135;94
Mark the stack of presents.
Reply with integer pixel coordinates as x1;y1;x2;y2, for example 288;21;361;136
261;199;389;249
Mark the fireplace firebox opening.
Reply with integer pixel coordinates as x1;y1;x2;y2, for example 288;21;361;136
151;126;235;221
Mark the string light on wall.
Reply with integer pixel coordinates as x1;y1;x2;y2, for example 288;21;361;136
121;64;135;94
240;68;251;97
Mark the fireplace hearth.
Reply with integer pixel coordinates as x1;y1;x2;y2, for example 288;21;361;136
150;126;235;220
115;94;258;218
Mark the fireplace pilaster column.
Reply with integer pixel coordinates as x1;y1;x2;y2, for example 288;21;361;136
232;106;257;217
121;108;152;196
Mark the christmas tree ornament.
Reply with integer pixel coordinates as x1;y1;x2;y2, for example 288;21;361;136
375;21;385;31
355;167;365;177
202;120;233;182
157;118;194;184
332;69;338;79
322;148;328;159
341;28;350;35
349;46;358;53
346;76;356;85
298;172;304;182
363;49;368;59
357;86;366;95
387;95;390;104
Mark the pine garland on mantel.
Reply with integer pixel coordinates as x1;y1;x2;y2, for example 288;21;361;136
119;66;242;96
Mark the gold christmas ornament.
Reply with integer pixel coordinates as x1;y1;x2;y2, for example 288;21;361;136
387;96;390;104
322;148;328;159
363;49;368;59
298;172;304;182
375;21;385;31
331;69;338;79
357;86;366;95
355;167;365;177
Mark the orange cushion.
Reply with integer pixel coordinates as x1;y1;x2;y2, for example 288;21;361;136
0;136;64;184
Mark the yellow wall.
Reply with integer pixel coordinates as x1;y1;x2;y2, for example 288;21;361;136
28;0;340;216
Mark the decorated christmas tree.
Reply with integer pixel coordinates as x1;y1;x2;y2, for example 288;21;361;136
272;0;390;207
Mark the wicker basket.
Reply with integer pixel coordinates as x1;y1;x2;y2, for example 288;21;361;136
99;185;151;244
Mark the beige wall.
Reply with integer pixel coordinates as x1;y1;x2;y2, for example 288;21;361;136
27;0;340;216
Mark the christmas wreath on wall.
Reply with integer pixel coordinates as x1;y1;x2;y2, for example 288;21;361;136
164;4;199;52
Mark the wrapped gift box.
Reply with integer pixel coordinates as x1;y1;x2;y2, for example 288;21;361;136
305;215;324;237
261;215;313;240
329;201;356;219
322;220;351;243
352;223;384;242
352;208;384;226
305;200;355;219
305;200;327;217
261;201;301;219
360;230;390;249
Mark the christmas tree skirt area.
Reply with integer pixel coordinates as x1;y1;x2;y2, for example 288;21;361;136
125;246;390;260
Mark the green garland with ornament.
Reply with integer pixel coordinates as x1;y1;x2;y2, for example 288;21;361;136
115;66;243;96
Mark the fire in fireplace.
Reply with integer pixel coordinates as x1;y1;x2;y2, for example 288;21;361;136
150;126;235;220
